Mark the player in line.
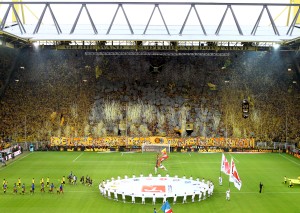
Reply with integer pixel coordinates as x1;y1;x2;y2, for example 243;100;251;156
226;189;230;201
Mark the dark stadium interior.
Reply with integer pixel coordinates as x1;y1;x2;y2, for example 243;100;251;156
0;46;299;149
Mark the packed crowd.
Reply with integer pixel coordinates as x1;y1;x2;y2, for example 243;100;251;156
0;47;299;145
0;139;11;150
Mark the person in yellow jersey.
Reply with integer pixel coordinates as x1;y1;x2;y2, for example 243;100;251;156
40;178;44;186
32;178;35;184
17;178;21;188
46;177;50;187
3;178;7;187
3;181;7;193
62;176;65;184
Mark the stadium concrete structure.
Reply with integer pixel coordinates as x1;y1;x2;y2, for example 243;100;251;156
0;1;300;51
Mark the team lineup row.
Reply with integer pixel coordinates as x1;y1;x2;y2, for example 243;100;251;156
1;173;94;195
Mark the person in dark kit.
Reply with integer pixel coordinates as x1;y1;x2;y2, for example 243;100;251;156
259;182;263;193
80;176;85;184
30;183;35;194
21;183;25;194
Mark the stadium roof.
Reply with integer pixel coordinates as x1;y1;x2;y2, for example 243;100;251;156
1;1;300;50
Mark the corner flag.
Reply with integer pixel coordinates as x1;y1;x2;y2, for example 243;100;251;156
161;201;173;213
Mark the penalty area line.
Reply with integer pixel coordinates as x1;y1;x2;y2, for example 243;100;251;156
229;154;240;163
120;152;136;156
73;153;83;162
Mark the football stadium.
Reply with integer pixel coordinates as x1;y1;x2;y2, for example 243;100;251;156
0;1;300;213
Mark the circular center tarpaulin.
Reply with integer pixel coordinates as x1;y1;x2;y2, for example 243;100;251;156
99;176;213;199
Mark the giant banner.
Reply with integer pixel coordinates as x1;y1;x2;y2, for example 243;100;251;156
50;137;255;148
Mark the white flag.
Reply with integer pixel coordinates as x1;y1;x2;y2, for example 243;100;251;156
229;158;242;190
221;153;230;175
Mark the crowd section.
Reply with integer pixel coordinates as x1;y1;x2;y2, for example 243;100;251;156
0;47;299;146
0;48;17;92
0;141;11;150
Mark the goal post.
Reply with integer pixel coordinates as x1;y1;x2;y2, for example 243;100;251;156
141;143;170;153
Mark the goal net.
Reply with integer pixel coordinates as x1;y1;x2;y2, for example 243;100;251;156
141;143;170;153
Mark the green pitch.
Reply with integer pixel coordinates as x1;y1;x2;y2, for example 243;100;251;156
0;151;299;213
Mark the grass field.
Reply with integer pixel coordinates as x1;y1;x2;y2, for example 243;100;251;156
0;151;299;213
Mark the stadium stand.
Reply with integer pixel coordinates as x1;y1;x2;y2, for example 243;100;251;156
0;47;299;150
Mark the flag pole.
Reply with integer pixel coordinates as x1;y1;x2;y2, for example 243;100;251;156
220;153;223;182
228;157;232;188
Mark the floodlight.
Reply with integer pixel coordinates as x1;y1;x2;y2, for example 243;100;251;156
33;42;39;47
273;43;280;49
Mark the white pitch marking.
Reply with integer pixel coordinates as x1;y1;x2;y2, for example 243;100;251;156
215;191;300;194
0;152;33;171
96;152;115;154
229;154;240;163
73;153;83;162
279;153;300;166
119;152;135;154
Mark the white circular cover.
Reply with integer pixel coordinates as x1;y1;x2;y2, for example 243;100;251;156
100;176;211;198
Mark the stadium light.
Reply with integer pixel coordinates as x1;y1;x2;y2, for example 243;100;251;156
273;43;280;50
